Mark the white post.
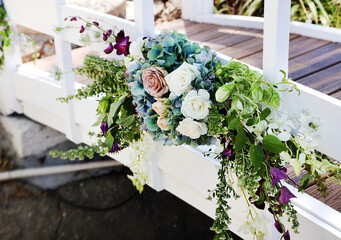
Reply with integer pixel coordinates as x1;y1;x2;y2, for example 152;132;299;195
182;0;214;21
262;0;291;83
0;23;23;115
53;0;81;143
134;0;155;37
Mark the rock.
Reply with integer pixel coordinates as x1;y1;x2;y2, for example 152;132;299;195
0;114;67;159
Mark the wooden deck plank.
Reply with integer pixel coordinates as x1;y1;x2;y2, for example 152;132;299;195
220;34;300;60
305;178;341;212
286;165;341;213
289;43;341;80
331;91;341;100
297;63;341;95
200;28;263;51
156;19;197;32
240;36;332;70
188;25;242;44
177;22;220;36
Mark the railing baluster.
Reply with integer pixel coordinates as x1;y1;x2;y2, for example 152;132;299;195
262;0;291;84
53;0;81;143
133;0;155;37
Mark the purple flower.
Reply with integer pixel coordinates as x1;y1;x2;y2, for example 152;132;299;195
103;33;108;41
80;25;85;33
223;149;232;156
100;121;108;135
109;143;122;153
92;21;99;27
279;186;296;204
113;30;131;56
270;167;287;185
104;42;114;54
274;220;283;233
70;16;78;21
107;29;112;35
283;230;290;240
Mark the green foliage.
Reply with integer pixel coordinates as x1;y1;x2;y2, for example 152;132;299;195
0;6;12;70
262;135;287;153
214;0;341;28
58;55;129;103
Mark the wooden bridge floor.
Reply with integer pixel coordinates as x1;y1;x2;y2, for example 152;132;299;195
22;19;341;213
157;19;341;100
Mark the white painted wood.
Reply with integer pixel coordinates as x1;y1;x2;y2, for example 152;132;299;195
263;0;291;83
60;4;136;56
189;14;341;43
54;0;81;143
133;0;155;37
290;21;341;42
0;27;23;115
0;160;121;181
182;0;214;21
3;0;58;36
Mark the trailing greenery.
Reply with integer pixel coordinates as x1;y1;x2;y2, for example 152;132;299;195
51;56;142;160
57;55;129;103
214;0;341;28
0;5;12;70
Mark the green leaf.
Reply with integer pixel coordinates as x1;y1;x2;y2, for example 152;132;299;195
92;113;106;127
260;108;271;120
249;144;264;171
270;91;281;109
299;174;313;191
234;127;247;153
262;135;287;153
116;115;135;127
55;27;63;32
105;131;114;149
246;117;259;126
251;83;263;102
108;94;128;126
228;116;241;130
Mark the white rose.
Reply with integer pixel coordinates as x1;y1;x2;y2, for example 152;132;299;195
129;37;145;60
176;118;207;139
181;89;210;120
165;62;200;96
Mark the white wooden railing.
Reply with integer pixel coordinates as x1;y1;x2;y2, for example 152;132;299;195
0;0;341;239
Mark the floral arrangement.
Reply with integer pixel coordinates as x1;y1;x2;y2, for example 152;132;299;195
51;18;341;240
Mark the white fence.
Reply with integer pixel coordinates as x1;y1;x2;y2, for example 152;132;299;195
0;0;341;239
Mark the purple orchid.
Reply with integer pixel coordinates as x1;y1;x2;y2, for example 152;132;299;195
70;16;78;21
104;42;114;54
283;230;290;240
100;121;108;135
274;220;283;233
107;29;113;35
113;30;131;56
109;143;122;153
223;149;232;156
279;186;296;204
92;21;99;27
103;33;108;41
270;167;287;185
80;25;85;33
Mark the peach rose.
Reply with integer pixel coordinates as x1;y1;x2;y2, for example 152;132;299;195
142;67;169;97
157;117;170;131
152;98;169;117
